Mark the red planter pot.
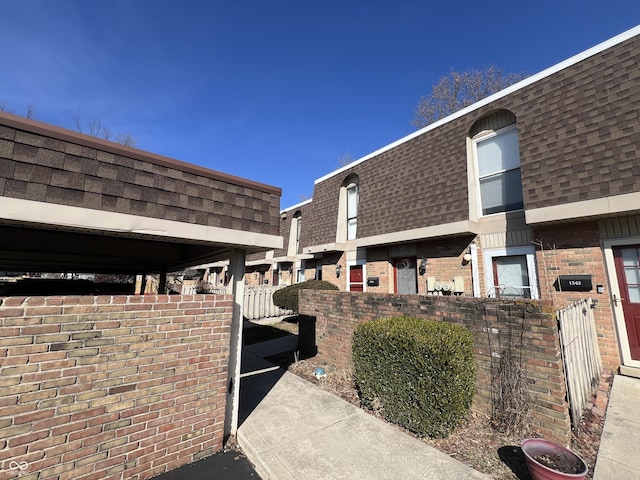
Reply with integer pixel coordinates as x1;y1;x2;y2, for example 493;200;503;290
521;439;588;480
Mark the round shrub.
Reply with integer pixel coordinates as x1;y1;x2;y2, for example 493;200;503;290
272;280;339;312
352;316;476;438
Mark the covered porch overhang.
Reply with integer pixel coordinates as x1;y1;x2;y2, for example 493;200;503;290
0;111;284;441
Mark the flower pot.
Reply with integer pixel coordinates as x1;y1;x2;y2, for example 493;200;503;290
521;438;587;480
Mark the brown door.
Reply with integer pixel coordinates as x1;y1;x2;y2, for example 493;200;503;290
350;265;363;292
614;246;640;360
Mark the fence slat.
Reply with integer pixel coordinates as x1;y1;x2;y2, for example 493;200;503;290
557;298;603;425
243;286;293;320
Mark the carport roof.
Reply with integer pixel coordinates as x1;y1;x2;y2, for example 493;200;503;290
0;112;283;274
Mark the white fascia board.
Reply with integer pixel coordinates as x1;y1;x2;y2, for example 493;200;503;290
0;197;283;250
355;220;478;248
315;25;640;186
280;198;312;214
525;192;640;224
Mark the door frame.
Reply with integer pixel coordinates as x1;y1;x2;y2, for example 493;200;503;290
347;259;365;292
603;237;640;369
393;257;418;295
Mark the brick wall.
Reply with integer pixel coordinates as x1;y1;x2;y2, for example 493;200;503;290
299;290;571;444
0;294;232;480
533;221;620;369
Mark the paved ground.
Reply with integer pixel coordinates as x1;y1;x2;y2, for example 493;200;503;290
237;337;490;480
152;330;640;480
150;449;261;479
593;373;640;480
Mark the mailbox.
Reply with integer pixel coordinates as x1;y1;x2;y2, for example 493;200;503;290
367;277;379;287
556;275;592;292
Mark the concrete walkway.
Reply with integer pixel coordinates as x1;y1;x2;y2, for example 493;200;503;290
238;336;490;480
593;374;640;479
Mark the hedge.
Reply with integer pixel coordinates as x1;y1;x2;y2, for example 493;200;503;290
352;316;476;438
272;280;339;312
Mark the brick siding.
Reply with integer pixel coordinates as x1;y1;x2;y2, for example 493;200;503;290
533;221;621;369
0;294;231;480
299;290;571;445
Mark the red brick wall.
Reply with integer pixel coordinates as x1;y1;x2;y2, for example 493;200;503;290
533;222;620;369
299;290;571;444
0;294;232;480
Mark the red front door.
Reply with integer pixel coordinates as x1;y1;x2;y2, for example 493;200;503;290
349;265;363;292
614;246;640;360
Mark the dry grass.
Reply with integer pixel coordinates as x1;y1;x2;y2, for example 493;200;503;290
288;355;610;480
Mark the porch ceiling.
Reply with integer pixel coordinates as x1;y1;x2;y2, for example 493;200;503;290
0;223;252;275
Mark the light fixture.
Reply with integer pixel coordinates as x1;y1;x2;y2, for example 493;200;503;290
336;264;342;278
462;249;472;266
419;257;427;276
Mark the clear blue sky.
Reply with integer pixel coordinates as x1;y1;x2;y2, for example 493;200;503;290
1;1;639;209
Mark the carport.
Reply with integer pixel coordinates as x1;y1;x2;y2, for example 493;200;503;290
0;111;283;439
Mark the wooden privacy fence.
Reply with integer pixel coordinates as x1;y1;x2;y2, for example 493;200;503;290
557;297;602;425
243;285;293;320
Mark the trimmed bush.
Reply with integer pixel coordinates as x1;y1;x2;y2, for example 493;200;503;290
352;316;476;438
272;280;339;312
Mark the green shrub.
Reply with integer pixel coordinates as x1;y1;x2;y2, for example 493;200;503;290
272;280;339;312
352;316;476;438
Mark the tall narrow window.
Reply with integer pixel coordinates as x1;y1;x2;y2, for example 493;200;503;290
295;216;302;254
347;183;358;240
475;126;523;216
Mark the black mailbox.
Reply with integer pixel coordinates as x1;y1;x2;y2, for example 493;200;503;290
556;275;592;292
367;277;379;287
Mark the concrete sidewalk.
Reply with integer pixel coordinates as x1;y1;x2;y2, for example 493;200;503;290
237;369;490;480
593;374;640;479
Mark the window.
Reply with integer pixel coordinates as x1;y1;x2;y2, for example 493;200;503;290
484;247;539;299
337;174;360;244
296;260;305;283
288;211;302;257
492;256;530;298
475;126;523;216
347;183;358;240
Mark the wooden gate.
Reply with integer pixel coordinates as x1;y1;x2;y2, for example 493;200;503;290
557;298;602;425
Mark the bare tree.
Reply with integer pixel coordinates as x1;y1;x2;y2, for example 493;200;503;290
412;66;528;128
338;152;355;167
75;115;136;147
25;104;36;119
115;132;136;147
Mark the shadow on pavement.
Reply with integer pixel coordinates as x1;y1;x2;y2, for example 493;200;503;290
239;334;299;426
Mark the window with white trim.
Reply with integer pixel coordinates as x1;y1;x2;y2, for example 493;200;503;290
484;247;539;299
474;125;523;216
346;182;358;240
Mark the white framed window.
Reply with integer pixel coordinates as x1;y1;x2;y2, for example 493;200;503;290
483;246;539;299
474;126;523;216
295;216;302;253
346;182;358;240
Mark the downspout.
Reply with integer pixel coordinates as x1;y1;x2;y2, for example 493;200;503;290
224;248;245;440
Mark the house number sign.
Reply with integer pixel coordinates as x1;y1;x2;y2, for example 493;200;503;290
557;275;592;292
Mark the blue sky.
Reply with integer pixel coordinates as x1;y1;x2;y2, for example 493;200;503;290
1;1;639;209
